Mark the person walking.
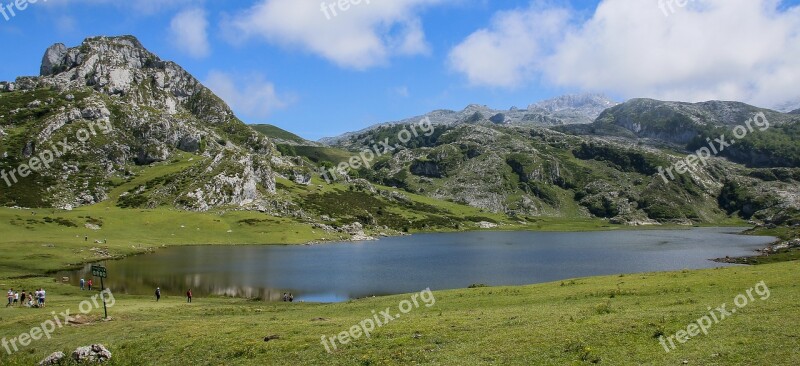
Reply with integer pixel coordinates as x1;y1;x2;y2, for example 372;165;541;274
87;279;93;291
155;287;161;302
38;288;46;308
13;291;18;305
6;289;13;307
80;278;85;290
186;289;192;303
288;293;294;302
19;290;25;307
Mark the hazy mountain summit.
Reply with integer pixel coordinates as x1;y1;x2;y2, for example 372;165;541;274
321;93;618;145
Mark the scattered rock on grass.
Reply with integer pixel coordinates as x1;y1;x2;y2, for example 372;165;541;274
72;344;111;363
39;351;65;366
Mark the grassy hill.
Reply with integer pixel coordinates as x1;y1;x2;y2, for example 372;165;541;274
250;124;309;144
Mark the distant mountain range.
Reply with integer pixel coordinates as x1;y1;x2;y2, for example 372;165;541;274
319;94;617;146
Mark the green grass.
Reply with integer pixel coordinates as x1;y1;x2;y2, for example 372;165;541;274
250;124;308;144
0;205;332;278
277;144;354;165
0;261;797;365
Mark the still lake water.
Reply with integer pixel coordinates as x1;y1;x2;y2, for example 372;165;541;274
60;228;774;302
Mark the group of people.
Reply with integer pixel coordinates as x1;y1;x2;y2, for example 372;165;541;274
6;288;46;308
154;287;193;303
79;278;94;291
282;293;294;302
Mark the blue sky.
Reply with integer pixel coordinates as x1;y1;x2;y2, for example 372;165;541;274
1;0;799;140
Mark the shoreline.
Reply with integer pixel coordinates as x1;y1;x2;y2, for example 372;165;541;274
38;226;778;302
33;223;754;277
713;237;800;264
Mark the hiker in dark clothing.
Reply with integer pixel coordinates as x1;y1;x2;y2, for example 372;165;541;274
186;289;192;303
288;293;294;302
155;287;161;302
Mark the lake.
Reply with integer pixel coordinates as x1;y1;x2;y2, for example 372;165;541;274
59;227;774;302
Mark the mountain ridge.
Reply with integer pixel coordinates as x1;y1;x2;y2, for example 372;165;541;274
319;93;618;146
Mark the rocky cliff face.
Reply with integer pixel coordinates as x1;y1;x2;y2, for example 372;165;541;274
0;36;298;211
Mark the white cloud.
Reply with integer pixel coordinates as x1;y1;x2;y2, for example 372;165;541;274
221;0;443;69
448;4;571;88
449;0;800;106
204;71;293;120
169;8;211;58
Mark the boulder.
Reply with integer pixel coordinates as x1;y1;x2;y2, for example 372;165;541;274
71;344;112;363
39;351;66;366
293;171;312;185
477;221;498;229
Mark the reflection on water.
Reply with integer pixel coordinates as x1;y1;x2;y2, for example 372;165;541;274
58;228;774;303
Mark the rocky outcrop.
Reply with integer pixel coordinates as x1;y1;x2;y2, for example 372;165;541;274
40;43;68;76
71;344;112;363
410;159;443;178
341;222;376;241
39;351;66;366
0;35;287;211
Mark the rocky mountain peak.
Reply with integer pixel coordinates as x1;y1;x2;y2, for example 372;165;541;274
40;36;153;77
530;93;617;114
29;35;232;123
0;35;289;211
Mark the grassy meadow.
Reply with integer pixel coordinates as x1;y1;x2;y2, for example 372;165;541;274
0;260;797;365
